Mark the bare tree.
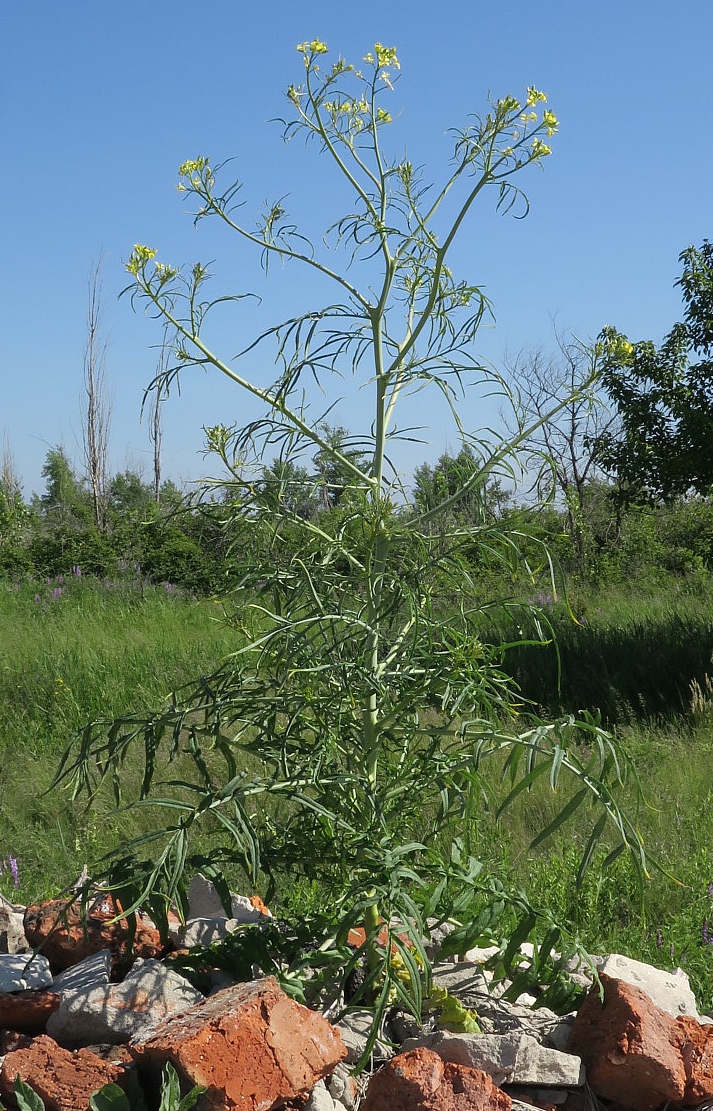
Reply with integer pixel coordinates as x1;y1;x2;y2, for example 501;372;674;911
146;328;173;505
82;256;112;531
0;435;22;508
506;330;618;563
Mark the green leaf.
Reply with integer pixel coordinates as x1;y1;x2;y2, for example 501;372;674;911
13;1080;45;1111
528;787;589;850
89;1084;131;1111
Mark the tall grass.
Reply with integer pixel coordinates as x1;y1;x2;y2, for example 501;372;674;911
0;572;239;901
5;569;713;1014
482;580;713;722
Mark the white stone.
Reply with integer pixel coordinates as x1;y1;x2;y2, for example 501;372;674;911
51;949;111;992
0;953;52;992
336;1010;391;1064
402;1030;585;1086
304;1080;337;1111
179;917;240;948
600;953;700;1017
187;873;269;922
46;957;203;1046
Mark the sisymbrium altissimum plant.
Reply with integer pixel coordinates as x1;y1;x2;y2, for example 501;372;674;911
56;40;647;1052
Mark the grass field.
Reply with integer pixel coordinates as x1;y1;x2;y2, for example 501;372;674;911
3;569;713;1010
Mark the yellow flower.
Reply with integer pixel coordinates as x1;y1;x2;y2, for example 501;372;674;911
543;109;558;136
531;138;552;157
126;245;157;275
526;86;548;106
297;39;328;55
178;158;208;177
374;43;400;69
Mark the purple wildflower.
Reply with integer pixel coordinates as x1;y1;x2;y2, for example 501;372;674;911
656;929;663;948
52;587;63;600
71;565;82;577
33;593;41;605
0;857;19;888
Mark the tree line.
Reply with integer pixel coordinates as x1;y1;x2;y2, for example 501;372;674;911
2;238;712;594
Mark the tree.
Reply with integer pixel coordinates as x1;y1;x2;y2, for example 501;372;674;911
147;329;171;506
82;257;112;531
597;241;713;501
412;444;509;525
0;437;31;571
37;447;91;528
58;41;645;1043
505;331;616;566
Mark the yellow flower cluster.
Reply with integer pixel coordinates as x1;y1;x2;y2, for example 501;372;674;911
297;39;328;56
126;245;157;275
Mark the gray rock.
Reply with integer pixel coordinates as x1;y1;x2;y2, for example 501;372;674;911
51;949;111;992
0;952;52;991
0;896;29;954
304;1080;337;1110
328;1062;361;1111
46;957;203;1047
430;961;575;1046
599;953;700;1018
511;1101;556;1111
335;1009;392;1064
402;1030;585;1087
432;960;493;1002
179;917;240;948
187;873;269;922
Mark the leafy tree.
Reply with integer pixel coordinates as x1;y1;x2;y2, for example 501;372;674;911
58;41;646;1044
412;445;509;525
36;447;92;529
597;241;713;501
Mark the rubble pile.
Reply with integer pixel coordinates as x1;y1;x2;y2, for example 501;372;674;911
1;878;711;1111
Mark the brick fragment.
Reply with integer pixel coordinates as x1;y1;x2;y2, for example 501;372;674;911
129;976;346;1111
0;1034;130;1111
0;989;59;1034
23;896;164;973
567;974;685;1111
361;1047;513;1111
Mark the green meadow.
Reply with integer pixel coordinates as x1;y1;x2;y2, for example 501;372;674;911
3;569;713;1007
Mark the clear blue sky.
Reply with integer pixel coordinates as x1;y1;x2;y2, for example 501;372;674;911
3;1;711;497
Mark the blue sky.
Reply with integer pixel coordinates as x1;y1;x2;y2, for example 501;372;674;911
3;1;711;497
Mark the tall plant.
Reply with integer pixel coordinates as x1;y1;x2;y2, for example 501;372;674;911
57;41;645;1040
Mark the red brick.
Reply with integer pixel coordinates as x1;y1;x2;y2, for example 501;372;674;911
0;989;59;1034
361;1047;513;1111
23;896;164;973
0;1035;130;1111
129;976;346;1111
567;974;686;1111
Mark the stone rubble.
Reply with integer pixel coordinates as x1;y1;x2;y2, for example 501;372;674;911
2;874;713;1111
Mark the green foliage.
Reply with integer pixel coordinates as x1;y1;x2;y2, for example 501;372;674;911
55;40;646;1047
482;585;713;723
12;1079;45;1111
0;575;238;903
6;1063;203;1111
598;240;713;501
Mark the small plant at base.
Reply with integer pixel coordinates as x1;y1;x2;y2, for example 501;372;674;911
4;1063;204;1111
55;39;648;1058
